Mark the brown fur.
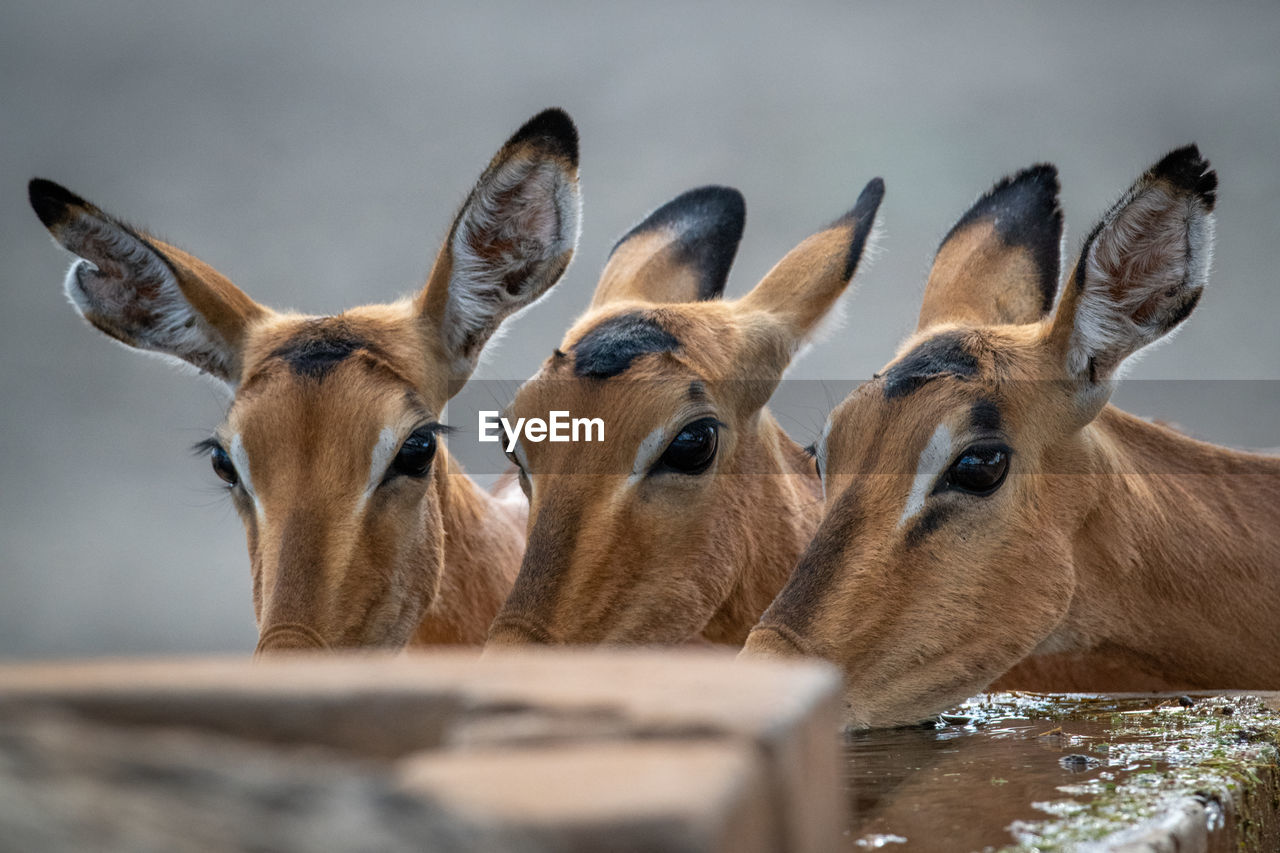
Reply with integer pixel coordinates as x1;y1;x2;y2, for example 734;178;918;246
226;308;531;649
30;109;582;652
744;148;1280;727
918;221;1047;329
486;179;884;646
590;229;709;307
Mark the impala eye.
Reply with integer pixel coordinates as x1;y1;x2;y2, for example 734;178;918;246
804;443;821;479
657;418;720;475
391;426;439;479
209;445;239;487
940;443;1010;495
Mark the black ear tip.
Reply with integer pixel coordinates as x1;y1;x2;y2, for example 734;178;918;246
997;163;1061;207
28;178;84;228
609;184;746;301
940;162;1062;250
1017;163;1061;192
1023;162;1059;179
835;177;885;227
675;185;746;228
1152;144;1216;207
510;108;579;166
709;185;747;216
857;176;886;213
620;184;747;246
831;177;886;279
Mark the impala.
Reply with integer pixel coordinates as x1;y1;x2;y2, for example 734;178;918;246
486;177;884;646
29;109;581;652
743;146;1280;727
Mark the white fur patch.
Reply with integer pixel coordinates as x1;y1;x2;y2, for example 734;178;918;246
444;156;581;374
507;442;534;500
492;470;528;513
357;427;401;512
629;425;669;485
510;442;531;475
815;418;834;499
229;434;262;521
898;423;952;527
1066;183;1215;378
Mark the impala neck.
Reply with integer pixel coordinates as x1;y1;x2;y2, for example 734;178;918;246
410;448;524;645
700;407;823;646
1054;404;1280;686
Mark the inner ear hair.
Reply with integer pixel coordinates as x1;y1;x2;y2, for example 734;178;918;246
421;108;582;382
1057;144;1216;380
29;178;264;382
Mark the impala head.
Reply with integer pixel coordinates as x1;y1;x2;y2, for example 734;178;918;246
30;109;581;653
744;147;1217;727
487;178;884;646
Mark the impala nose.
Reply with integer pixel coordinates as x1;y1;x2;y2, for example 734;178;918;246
254;622;331;656
740;623;811;659
484;616;556;648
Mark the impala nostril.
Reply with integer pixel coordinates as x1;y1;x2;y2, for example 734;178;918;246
254;622;331;656
742;623;815;659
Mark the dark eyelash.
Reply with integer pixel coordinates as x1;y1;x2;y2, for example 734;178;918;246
802;443;817;458
421;422;456;436
191;437;222;456
683;418;729;435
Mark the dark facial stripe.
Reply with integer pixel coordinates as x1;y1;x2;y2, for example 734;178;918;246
904;502;957;549
881;330;979;399
971;399;1002;432
571;311;679;379
758;484;863;633
270;320;376;380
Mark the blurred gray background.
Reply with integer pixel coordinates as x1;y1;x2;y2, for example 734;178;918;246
3;1;1278;658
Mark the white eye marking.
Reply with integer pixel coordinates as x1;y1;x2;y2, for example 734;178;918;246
229;434;262;520
357;427;401;511
628;426;669;485
511;442;531;475
815;419;833;499
898;423;952;527
505;442;536;500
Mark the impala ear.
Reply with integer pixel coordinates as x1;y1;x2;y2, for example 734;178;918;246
1047;145;1216;382
29;178;267;384
739;177;883;354
418;108;581;384
591;185;746;307
917;165;1062;331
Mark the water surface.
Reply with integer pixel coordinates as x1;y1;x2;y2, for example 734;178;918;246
842;693;1274;851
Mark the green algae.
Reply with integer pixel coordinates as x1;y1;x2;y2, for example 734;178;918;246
937;693;1280;852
